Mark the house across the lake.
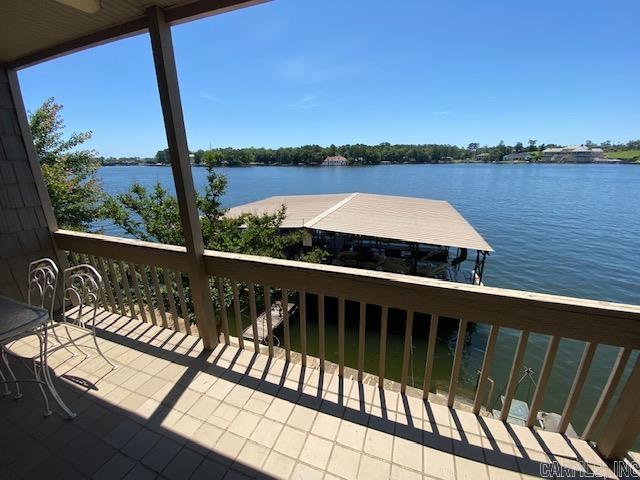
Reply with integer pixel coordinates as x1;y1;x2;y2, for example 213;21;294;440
503;152;532;162
541;146;605;163
322;155;348;166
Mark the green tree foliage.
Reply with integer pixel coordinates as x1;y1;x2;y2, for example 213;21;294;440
29;98;104;230
103;161;327;262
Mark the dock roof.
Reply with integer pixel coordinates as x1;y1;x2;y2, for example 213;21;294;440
226;192;493;251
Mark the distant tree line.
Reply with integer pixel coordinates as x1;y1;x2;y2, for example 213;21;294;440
98;138;640;167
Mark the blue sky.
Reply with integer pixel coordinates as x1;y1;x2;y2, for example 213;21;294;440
18;0;640;158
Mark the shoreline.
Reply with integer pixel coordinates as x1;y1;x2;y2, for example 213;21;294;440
100;160;639;167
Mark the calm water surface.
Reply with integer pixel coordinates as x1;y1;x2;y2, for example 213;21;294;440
97;164;640;434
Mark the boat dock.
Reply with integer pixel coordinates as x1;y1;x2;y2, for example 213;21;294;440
242;301;295;343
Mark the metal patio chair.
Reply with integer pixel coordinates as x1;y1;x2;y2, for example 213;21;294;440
60;264;117;370
0;258;76;418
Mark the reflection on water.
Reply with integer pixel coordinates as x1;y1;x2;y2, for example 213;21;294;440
97;164;640;436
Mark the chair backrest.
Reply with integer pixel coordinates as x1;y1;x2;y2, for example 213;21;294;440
62;264;102;326
28;258;59;319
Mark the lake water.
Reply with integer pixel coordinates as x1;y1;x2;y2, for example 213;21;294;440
97;164;640;435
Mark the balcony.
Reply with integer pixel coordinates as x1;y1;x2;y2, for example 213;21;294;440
1;1;640;478
2;228;639;478
1;281;634;480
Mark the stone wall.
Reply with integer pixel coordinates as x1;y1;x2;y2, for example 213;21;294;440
0;64;57;301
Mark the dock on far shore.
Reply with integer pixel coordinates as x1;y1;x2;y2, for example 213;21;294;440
242;300;295;344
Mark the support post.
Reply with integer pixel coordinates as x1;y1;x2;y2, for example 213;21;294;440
597;355;640;460
147;6;217;348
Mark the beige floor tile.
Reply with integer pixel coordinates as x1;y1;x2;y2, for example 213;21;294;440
214;431;246;464
391;464;422;480
487;464;522;480
311;412;341;440
227;411;261;438
357;455;391;480
235;441;269;471
266;397;295;423
225;384;254;408
249;418;283;448
456;456;490;480
291;462;325;480
327;444;361;479
364;428;394;461
423;445;455;479
336;420;367;451
190;395;220;421
262;451;296;480
191;422;224;451
172;389;201;413
287;404;318;431
299;434;334;470
274;425;307;459
207;378;235;400
393;436;423;471
244;397;270;415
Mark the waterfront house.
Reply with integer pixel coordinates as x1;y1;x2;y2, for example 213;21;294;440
1;2;639;479
503;152;532;162
541;146;605;163
322;155;348;166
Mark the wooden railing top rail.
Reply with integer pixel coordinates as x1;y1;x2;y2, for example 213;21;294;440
54;229;640;348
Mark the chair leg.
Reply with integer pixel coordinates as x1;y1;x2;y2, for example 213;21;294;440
33;337;52;417
64;323;90;358
50;321;77;358
1;347;22;399
92;329;117;370
36;332;76;419
0;365;12;396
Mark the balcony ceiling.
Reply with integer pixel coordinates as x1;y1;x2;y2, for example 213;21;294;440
0;0;260;66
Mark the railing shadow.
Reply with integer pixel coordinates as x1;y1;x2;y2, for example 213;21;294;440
81;310;617;478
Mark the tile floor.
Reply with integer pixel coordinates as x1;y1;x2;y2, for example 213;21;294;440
0;310;627;479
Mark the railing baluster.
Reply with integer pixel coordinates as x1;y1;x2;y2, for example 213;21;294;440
248;283;259;352
68;251;79;265
558;342;596;433
217;278;230;344
299;290;307;367
338;297;345;376
87;255;108;310
128;262;148;323
501;330;530;421
423;314;439;400
400;309;414;393
473;325;500;414
175;272;193;335
264;285;274;356
378;306;388;388
596;355;640;460
448;318;468;407
282;288;290;361
232;281;244;350
526;335;560;427
107;258;126;316
118;261;137;318
150;266;168;328
95;256;117;313
583;347;631;440
163;268;180;332
358;301;366;382
139;264;158;326
318;294;325;370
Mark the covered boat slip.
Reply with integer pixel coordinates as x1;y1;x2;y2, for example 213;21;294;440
226;192;492;284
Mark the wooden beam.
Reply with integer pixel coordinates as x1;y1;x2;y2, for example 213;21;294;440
147;6;217;348
8;1;267;70
8;18;147;70
597;355;640;460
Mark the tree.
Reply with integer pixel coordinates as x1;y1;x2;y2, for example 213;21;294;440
155;148;170;164
29;97;104;231
527;139;537;152
514;141;524;152
103;160;327;263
